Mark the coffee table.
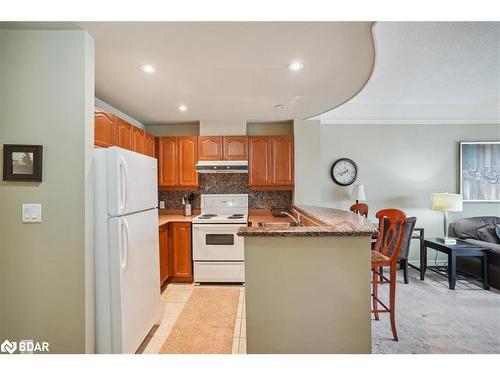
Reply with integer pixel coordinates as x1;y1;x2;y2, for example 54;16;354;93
423;238;490;290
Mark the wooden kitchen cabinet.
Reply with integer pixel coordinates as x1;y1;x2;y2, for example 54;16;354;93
248;135;294;188
159;224;170;287
157;137;178;186
171;222;193;283
271;135;294;186
145;132;156;158
248;136;273;186
94;107;115;148
224;136;248;160
132;127;146;154
198;136;223;160
178;136;199;187
114;117;133;150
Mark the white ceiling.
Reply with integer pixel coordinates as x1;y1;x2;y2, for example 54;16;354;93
317;22;500;124
77;22;375;124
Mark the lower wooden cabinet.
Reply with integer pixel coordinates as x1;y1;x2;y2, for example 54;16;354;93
159;224;170;287
171;222;193;282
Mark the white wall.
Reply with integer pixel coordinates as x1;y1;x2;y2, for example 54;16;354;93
295;121;500;262
0;30;94;353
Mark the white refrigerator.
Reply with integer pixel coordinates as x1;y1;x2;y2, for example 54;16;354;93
94;146;161;354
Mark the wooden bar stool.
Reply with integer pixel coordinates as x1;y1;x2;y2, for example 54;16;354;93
371;208;406;341
350;203;368;217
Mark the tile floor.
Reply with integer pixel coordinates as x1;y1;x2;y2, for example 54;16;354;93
142;283;246;354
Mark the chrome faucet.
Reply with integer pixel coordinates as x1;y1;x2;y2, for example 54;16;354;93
280;211;300;226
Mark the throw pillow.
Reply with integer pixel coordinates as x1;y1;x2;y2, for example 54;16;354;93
496;224;500;240
477;224;500;244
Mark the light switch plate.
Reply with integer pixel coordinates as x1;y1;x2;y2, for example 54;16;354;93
159;201;165;209
22;204;42;223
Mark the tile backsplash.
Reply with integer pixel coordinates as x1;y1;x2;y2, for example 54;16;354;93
158;174;292;211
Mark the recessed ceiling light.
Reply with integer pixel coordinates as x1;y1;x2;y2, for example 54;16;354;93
140;64;155;73
275;104;287;110
288;61;304;72
178;105;188;112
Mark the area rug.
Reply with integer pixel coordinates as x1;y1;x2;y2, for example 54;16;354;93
159;287;240;354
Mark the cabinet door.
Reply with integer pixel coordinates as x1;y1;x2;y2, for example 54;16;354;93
198;136;223;160
145;133;156;158
94;107;115;148
224;136;248;160
271;135;294;186
115;117;133;150
158;137;178;186
132;127;146;154
178;136;199;186
159;224;169;286
248;136;272;186
171;222;193;282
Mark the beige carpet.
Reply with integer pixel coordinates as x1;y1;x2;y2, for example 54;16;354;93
159;287;240;354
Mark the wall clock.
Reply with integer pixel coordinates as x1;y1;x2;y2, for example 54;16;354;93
330;158;358;186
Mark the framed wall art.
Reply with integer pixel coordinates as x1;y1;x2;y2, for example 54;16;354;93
460;141;500;202
3;144;43;182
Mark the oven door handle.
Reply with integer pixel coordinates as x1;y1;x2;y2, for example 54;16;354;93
193;224;246;232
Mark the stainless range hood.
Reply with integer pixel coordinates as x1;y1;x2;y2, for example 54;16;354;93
195;160;248;173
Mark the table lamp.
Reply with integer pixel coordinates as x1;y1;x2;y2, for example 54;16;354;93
431;192;463;245
351;184;366;204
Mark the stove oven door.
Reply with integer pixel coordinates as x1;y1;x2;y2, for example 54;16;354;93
193;224;245;261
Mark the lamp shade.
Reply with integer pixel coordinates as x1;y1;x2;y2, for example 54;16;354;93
351;185;366;201
431;193;463;212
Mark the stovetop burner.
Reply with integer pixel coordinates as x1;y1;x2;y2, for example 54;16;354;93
198;214;218;219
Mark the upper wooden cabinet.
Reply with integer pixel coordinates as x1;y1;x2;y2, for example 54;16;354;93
224;136;248;160
248;136;273;186
178;136;199;186
132;127;146;154
271;135;294;186
157;136;198;188
198;136;223;160
157;137;179;187
94;107;115;148
114;117;133;150
145;133;155;158
248;135;294;188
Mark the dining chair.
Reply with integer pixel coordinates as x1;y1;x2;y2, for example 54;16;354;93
371;208;406;341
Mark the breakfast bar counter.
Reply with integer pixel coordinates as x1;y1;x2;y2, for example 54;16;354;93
238;205;377;354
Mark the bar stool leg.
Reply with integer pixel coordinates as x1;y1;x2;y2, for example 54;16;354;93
372;268;379;321
389;264;398;341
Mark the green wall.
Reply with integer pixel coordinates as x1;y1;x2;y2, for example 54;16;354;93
0;30;94;353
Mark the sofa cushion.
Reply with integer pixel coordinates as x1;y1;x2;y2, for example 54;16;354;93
496;224;500;240
477;224;500;244
453;217;500;240
464;238;500;255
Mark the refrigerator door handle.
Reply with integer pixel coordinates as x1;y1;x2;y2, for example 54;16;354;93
120;217;130;270
119;155;129;212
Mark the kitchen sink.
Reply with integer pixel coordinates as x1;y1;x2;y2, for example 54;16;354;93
257;221;299;229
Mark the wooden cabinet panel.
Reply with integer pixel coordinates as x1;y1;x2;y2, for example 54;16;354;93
115;117;133;150
158;137;178;186
171;222;193;282
132;127;146;154
145;132;156;158
224;136;248;160
248;136;272;186
271;135;294;185
94;107;115;148
198;136;223;160
178;136;198;186
159;224;169;287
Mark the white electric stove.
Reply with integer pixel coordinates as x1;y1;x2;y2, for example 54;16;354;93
192;194;248;283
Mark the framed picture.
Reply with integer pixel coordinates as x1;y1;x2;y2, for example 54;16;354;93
460;141;500;202
3;144;43;182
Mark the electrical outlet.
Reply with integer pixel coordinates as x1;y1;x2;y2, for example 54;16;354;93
159;201;165;209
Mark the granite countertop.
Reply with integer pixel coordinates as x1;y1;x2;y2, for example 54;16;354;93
158;212;195;226
237;205;377;237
